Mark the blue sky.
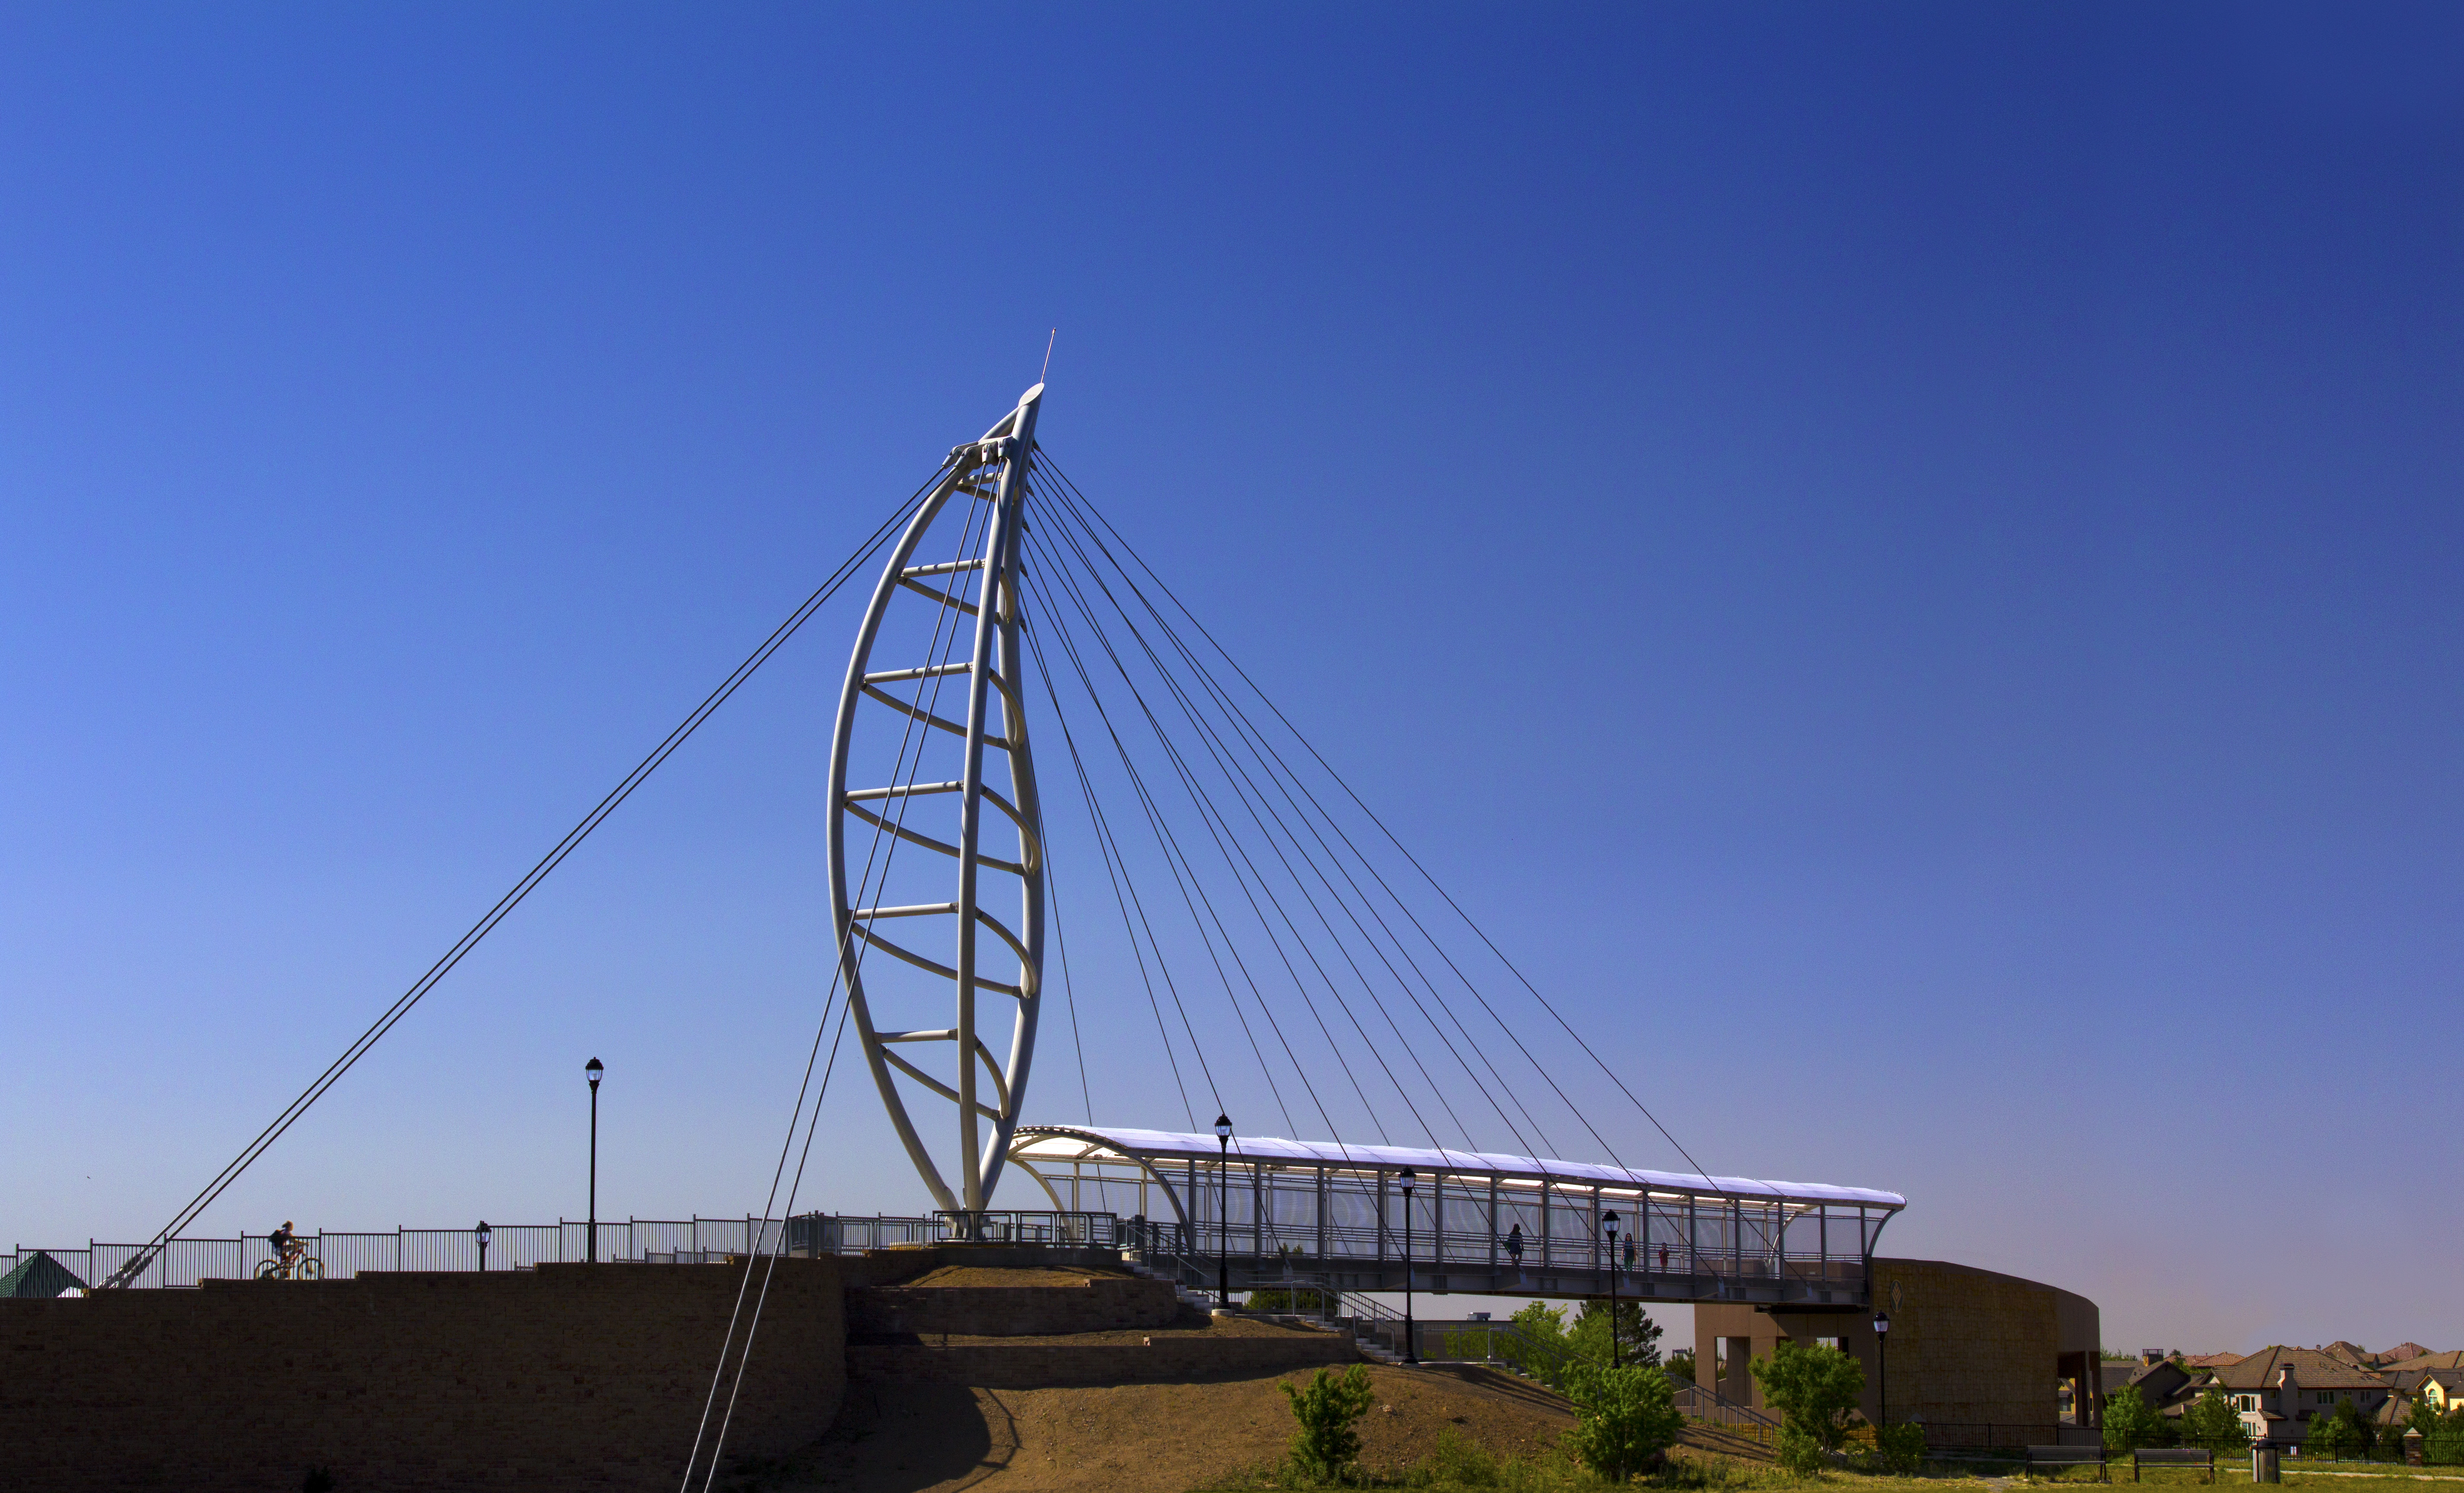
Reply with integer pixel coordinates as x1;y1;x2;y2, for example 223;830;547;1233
3;4;2459;1352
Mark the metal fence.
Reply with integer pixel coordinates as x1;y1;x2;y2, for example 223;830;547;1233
5;1216;805;1290
3;1210;1130;1290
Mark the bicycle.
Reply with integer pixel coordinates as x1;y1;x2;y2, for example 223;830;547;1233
254;1252;323;1281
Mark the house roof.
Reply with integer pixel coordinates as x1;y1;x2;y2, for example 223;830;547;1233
2185;1352;2246;1369
2212;1347;2391;1391
2324;1341;2377;1368
2387;1343;2435;1363
2126;1362;2198;1405
2385;1351;2464;1374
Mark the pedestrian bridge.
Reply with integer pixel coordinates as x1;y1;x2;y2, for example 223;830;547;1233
1001;1125;1904;1307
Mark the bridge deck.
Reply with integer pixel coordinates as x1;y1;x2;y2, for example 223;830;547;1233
1003;1124;1905;1307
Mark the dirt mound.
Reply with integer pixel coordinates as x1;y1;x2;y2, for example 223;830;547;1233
762;1363;1575;1492
897;1264;1136;1288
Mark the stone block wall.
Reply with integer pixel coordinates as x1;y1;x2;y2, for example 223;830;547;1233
848;1276;1178;1337
0;1258;845;1493
834;1243;1128;1288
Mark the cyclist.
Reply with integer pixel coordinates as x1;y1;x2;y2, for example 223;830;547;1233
268;1220;303;1274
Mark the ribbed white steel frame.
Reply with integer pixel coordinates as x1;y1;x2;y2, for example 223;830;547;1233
826;384;1046;1213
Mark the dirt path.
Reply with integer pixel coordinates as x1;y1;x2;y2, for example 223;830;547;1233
759;1363;1576;1493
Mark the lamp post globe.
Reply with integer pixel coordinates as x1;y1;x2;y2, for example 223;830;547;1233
585;1058;604;1264
1398;1167;1418;1364
1872;1310;1891;1429
1602;1210;1623;1368
1213;1114;1232;1310
475;1220;492;1273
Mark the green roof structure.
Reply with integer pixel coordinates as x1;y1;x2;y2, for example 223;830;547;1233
0;1251;89;1298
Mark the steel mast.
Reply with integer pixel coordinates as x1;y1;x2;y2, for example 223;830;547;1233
825;384;1045;1215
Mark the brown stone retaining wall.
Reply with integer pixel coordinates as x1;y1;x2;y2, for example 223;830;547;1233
847;1333;1359;1387
848;1276;1179;1337
0;1259;845;1493
834;1244;1129;1287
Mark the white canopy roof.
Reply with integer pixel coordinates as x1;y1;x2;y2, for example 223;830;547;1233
1011;1124;1905;1210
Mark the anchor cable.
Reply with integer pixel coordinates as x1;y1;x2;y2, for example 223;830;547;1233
102;473;940;1288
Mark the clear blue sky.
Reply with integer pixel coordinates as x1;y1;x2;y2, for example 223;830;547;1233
4;4;2458;1353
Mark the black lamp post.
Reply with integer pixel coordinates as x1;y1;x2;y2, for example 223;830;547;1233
1213;1113;1232;1309
1602;1209;1622;1368
1398;1167;1418;1364
1872;1309;1891;1429
586;1057;604;1264
475;1220;492;1273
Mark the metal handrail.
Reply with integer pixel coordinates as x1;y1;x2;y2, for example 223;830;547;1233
1675;1380;1783;1430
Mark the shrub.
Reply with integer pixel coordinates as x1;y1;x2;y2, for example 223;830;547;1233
1776;1423;1831;1476
2305;1402;2372;1461
2179;1388;2251;1456
1280;1363;1377;1481
1420;1427;1502;1486
1561;1360;1684;1481
1871;1420;1926;1474
2330;1398;2375;1459
1751;1341;1867;1459
2425;1406;2464;1466
2105;1385;2168;1452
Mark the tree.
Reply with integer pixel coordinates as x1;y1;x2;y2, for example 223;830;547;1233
2325;1399;2374;1459
2105;1385;2169;1452
2405;1393;2440;1457
1278;1363;1376;1481
1667;1347;1698;1384
1562;1361;1685;1480
1496;1301;1573;1387
1568;1299;1663;1368
1751;1340;1868;1470
2180;1388;2251;1456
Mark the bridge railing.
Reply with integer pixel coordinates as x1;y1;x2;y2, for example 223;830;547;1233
10;1216;813;1289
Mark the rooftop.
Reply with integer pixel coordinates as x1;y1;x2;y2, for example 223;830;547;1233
1011;1124;1907;1208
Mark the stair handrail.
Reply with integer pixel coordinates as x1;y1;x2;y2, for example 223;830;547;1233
1674;1378;1782;1430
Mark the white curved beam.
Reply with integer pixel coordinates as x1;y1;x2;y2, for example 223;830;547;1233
826;384;1048;1214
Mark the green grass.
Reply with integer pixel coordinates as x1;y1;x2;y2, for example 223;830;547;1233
1195;1443;2464;1493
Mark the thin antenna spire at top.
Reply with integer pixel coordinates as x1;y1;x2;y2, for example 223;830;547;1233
1041;328;1057;383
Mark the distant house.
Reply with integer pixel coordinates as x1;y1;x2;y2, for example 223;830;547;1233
2209;1347;2394;1447
2385;1350;2464;1378
2379;1371;2430;1430
2121;1358;2197;1410
2421;1371;2464;1414
2185;1352;2246;1369
0;1251;88;1298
